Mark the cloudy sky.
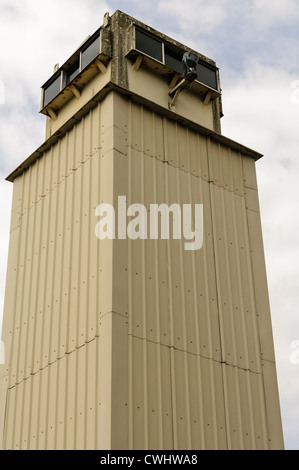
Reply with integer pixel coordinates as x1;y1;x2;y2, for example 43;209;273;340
0;0;298;450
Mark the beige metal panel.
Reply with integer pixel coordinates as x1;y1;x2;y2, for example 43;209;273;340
127;143;221;360
111;92;129;133
129;149;146;341
10;174;23;232
175;166;221;359
188;132;209;181
28;372;41;449
250;370;270;450
127;148;170;344
109;314;129;451
46;358;58;450
58;171;74;359
37;363;49;449
97;153;114;319
128;99;212;181
164;119;180;168
128;101;143;154
210;184;263;372
35;195;51;372
172;349;228;450
245;187;260;213
19;374;31;449
222;364;245;450
25;200;41;374
55;355;67;449
233;196;262;373
246;209;276;362
129;335;145;449
87;153;101;341
167;166;188;353
218;144;233;192
3;385;15;449
65;348;76;449
75;344;87;449
97;312;128;450
222;364;270;450
231;149;245;197
102;125;128;156
21;165;31;214
36;155;46;201
8;209;28;387
147;340;168;449
171;348;192;450
90;103;102;155
12;380;25;449
111;150;129;319
19;202;37;382
261;360;284;449
1;228;20;380
196;179;222;361
49;183;65;364
221;189;251;371
67;165;83;353
77;161;91;346
11;174;23;211
186;354;205;449
143;156;170;345
208;140;224;188
203;356;227;449
0;377;8;450
210;184;237;367
208;140;245;196
3;339;108;450
242;155;258;190
129;336;173;450
42;182;58;369
10;206;21;233
86;339;98;450
142;107;156;158
27;159;38;210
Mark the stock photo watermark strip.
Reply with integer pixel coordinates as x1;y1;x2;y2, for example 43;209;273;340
95;197;204;251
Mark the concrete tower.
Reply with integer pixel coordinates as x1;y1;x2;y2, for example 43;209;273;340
0;11;284;450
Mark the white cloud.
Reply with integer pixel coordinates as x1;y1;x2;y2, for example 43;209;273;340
157;0;230;34
251;0;299;27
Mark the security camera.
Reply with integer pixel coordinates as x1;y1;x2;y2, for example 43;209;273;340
182;52;198;77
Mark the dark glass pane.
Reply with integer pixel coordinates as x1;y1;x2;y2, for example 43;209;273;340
66;59;80;85
43;74;61;107
165;47;184;74
196;63;217;90
136;29;163;62
81;35;100;70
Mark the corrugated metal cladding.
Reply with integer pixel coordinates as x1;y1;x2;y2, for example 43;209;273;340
0;91;283;450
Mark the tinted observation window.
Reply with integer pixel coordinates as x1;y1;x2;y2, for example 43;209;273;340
196;63;217;90
66;58;80;85
81;35;100;69
136;29;163;62
165;47;184;74
43;74;61;107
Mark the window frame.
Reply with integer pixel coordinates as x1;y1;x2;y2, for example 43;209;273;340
42;31;101;108
134;26;219;92
135;27;164;64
